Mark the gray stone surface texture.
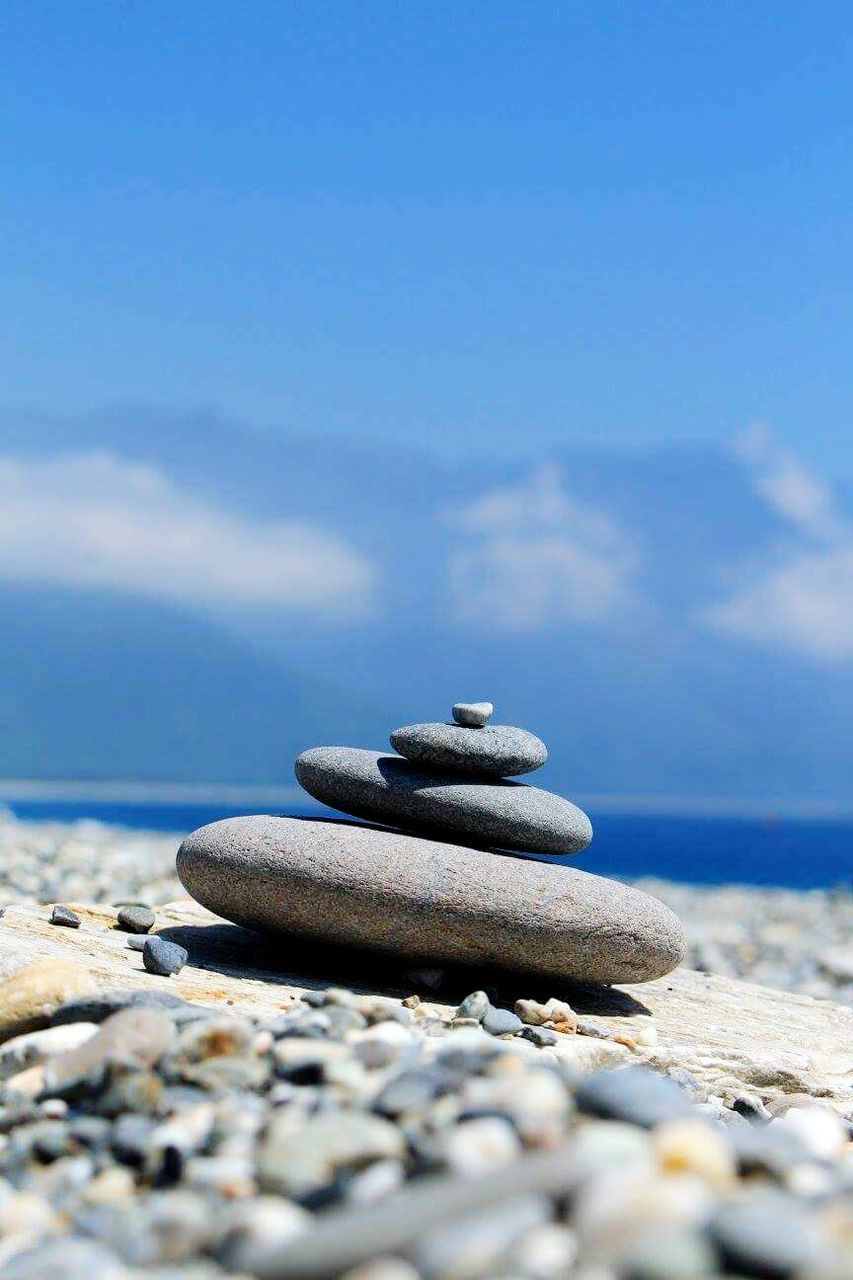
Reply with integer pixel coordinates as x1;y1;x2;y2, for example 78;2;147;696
452;701;494;727
390;722;548;778
176;815;686;985
294;747;590;855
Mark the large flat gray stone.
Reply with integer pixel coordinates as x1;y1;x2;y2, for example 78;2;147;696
390;721;547;778
176;816;686;985
294;747;591;855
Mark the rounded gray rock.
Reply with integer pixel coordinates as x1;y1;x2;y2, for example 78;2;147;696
390;722;547;779
452;701;494;727
176;816;686;985
295;747;589;855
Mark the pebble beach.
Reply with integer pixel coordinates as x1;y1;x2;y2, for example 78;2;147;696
0;810;849;1279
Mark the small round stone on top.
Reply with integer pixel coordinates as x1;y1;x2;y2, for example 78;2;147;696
452;701;494;728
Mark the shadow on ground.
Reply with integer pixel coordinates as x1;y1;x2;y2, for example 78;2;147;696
157;920;652;1017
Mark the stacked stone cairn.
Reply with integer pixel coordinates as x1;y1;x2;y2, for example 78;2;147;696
178;702;686;986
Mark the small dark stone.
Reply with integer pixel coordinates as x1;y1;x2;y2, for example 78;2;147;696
575;1067;694;1128
519;1024;559;1047
482;1006;523;1037
50;904;80;929
116;904;156;933
269;1011;332;1040
374;1067;459;1116
301;990;327;1008
51;989;189;1025
730;1094;771;1121
143;937;188;977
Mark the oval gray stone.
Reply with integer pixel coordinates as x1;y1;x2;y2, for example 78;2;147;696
390;722;547;778
452;701;494;727
176;816;686;985
295;747;589;855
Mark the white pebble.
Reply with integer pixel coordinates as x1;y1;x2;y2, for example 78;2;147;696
770;1106;849;1161
438;1116;521;1177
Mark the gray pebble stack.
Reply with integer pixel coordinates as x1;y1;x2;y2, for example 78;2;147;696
178;700;687;988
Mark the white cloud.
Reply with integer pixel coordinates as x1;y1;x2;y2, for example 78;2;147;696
732;422;851;543
0;452;375;618
704;425;853;660
446;464;637;630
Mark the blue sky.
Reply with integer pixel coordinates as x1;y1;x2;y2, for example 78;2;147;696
3;2;853;470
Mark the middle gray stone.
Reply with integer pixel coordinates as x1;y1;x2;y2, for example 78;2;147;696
390;721;547;778
294;747;592;854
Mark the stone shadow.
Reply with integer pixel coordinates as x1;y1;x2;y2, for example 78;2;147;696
157;920;652;1017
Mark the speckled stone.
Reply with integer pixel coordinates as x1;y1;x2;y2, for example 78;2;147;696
390;722;548;779
143;937;188;977
116;904;155;934
452;701;494;727
177;816;686;985
294;748;590;855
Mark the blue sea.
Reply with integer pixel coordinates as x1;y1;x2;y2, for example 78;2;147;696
3;797;851;889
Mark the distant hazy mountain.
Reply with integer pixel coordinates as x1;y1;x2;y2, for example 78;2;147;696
3;408;852;806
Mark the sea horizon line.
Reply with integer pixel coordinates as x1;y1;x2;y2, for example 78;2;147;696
2;778;853;822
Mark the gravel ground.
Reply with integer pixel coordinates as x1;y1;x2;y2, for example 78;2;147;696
0;812;848;1279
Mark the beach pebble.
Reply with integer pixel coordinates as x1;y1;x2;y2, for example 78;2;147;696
0;960;98;1044
81;1165;137;1206
345;1158;405;1205
575;1068;694;1128
619;1228;717;1279
707;1189;820;1278
116;904;155;934
455;991;490;1023
414;1194;549;1279
390;721;547;778
519;1024;559;1047
573;1167;712;1264
178;816;685;986
258;1110;405;1200
0;1189;59;1240
652;1118;736;1192
142;937;188;977
436;1116;521;1177
516;997;578;1031
452;701;494;727
49;905;80;929
295;747;588;852
0;1022;98;1080
769;1105;849;1161
216;1196;311;1273
50;988;193;1026
0;1238;130;1279
375;1066;458;1116
482;1006;523;1037
43;1006;176;1094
